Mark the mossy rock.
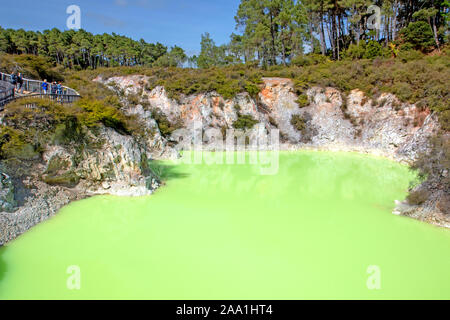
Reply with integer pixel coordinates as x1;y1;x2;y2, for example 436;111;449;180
43;171;80;188
45;156;71;176
42;155;79;188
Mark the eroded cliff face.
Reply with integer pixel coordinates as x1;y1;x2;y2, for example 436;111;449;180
0;123;160;245
96;75;448;228
98;75;439;161
40;126;158;196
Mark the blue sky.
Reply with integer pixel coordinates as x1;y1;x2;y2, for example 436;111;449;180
0;0;241;56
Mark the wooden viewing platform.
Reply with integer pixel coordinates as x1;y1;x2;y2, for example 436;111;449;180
0;72;81;109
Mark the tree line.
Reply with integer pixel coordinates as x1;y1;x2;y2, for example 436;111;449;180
196;0;449;67
0;27;187;69
0;0;448;70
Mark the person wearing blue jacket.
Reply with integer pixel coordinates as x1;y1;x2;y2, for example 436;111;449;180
56;82;63;102
42;79;49;94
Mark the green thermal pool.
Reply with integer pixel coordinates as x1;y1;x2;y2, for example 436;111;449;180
0;151;449;299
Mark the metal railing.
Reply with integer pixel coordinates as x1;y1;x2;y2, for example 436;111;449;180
0;72;81;108
0;80;15;107
14;93;82;104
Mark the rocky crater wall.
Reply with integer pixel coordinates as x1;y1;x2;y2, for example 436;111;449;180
96;75;448;228
0;74;447;245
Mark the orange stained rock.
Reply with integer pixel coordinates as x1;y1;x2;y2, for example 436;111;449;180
260;78;294;102
317;101;339;113
212;97;222;114
260;87;274;101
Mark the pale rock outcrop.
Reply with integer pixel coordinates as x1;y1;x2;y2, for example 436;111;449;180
100;75;440;162
78;126;157;196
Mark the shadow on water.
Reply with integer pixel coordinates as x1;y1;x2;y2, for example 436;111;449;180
149;160;189;182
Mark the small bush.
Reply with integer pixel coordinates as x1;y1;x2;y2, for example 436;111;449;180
343;43;366;60
290;114;306;132
400;21;435;52
244;82;260;97
291;54;328;66
296;94;309;108
151;109;182;137
74;98;130;135
0;126;42;161
438;109;450;131
364;41;383;59
397;50;425;62
232;114;259;130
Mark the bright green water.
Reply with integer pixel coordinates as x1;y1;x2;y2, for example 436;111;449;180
0;151;449;300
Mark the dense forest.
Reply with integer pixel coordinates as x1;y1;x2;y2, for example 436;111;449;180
225;0;449;65
0;27;187;69
0;0;448;69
